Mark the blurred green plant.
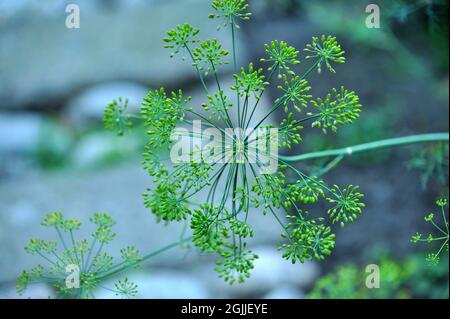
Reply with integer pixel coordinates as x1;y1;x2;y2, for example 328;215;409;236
264;0;448;28
17;212;187;298
309;254;449;299
31;116;147;172
408;143;449;190
385;0;448;32
32;118;74;170
302;0;449;77
411;198;449;265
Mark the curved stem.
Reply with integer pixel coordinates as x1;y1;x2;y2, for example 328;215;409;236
279;133;449;162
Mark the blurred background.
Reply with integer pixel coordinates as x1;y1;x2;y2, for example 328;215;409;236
0;0;448;299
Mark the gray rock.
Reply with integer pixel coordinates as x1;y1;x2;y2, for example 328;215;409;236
0;282;54;299
65;82;148;127
1;0;248;110
95;270;210;299
0;155;35;180
0;0;96;21
0;0;172;22
71;131;140;168
192;246;319;298
263;285;305;299
0;113;43;154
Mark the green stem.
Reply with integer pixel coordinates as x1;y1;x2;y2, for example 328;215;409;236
184;45;209;95
185;109;228;137
430;220;448;237
301;58;322;81
245;64;278;129
83;238;97;272
231;20;241;127
210;62;233;127
418;236;448;242
436;239;449;257
37;252;58;268
86;242;104;274
251;59;322;132
313;154;345;177
442;205;449;234
69;230;81;266
94;237;192;281
280;133;449;162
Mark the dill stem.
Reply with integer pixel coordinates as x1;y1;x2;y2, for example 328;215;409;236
94;237;192;281
280;133;449;162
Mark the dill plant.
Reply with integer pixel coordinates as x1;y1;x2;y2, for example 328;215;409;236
134;0;366;283
18;0;449;298
17;212;141;298
17;211;190;298
411;198;449;265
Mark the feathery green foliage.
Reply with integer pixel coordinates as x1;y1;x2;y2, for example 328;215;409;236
309;254;449;299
